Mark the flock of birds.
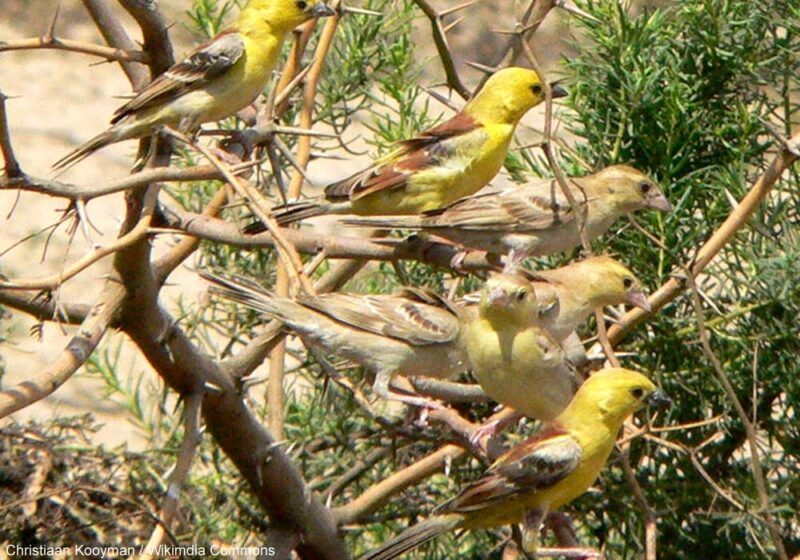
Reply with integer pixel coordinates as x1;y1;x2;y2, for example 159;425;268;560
53;0;675;556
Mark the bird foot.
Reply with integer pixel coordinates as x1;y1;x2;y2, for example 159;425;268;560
468;419;501;455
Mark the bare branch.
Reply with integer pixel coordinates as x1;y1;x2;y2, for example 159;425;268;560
0;289;91;325
1;163;253;200
607;131;800;345
685;272;788;559
0;281;125;419
333;443;466;525
81;0;148;88
156;206;499;272
0;90;22;178
411;0;475;99
0;36;148;63
141;392;203;559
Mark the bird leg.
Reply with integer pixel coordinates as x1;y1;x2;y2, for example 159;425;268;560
468;410;522;452
521;508;547;555
373;374;444;424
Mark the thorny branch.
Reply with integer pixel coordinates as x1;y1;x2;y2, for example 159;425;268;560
0;0;795;558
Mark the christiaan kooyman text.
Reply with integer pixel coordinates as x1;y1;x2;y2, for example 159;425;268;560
4;544;277;557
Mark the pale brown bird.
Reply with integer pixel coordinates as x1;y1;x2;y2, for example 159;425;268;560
344;165;671;261
201;272;468;408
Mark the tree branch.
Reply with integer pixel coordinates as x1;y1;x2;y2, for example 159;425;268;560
0;280;125;419
607;132;800;345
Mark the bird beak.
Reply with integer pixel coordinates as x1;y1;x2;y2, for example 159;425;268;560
487;286;510;308
625;289;652;312
647;193;672;213
646;389;672;409
549;82;568;99
307;2;336;18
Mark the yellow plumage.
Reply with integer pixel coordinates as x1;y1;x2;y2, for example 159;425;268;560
268;67;566;225
463;273;578;421
360;368;671;560
53;0;335;170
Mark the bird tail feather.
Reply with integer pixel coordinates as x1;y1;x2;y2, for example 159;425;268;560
359;514;462;560
52;127;121;172
200;271;288;319
341;216;424;230
242;201;333;234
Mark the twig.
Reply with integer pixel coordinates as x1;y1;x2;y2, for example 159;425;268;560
685;272;788;559
155;205;500;272
0;90;22;178
0;281;125;419
0;214;151;290
2;162;255;200
81;0;148;88
163;128;315;296
287;0;342;196
0;36;148;63
607;131;800;345
411;0;476;99
141;392;203;559
334;443;465;524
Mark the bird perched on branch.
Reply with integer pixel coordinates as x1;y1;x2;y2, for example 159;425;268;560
359;368;671;560
344;165;671;261
53;0;335;171
525;255;651;342
259;67;565;226
463;272;579;423
201;271;469;409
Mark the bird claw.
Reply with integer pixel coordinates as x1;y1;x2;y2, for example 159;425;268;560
449;250;469;273
468;419;500;454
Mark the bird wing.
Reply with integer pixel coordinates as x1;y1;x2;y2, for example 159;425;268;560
439;426;581;513
324;112;483;202
425;178;592;231
296;292;461;345
111;29;246;123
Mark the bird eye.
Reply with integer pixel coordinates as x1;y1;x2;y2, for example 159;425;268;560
515;288;527;301
623;277;634;288
639;181;652;193
530;84;543;95
297;0;308;8
631;387;645;399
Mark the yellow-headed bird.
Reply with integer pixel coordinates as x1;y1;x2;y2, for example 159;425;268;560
201;272;468;408
463;273;579;422
53;0;335;170
268;68;565;223
528;255;651;342
360;367;670;560
345;165;670;260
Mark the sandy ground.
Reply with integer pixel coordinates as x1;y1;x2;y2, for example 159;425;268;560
0;0;577;449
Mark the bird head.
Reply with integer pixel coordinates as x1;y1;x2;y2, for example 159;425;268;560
241;0;335;33
575;256;651;312
591;165;671;214
564;368;670;429
466;67;567;125
479;273;544;326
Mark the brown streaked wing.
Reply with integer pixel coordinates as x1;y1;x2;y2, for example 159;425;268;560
324;112;482;202
437;425;580;514
296;293;460;345
111;29;245;123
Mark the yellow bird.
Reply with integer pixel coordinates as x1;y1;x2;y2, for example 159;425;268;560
53;0;335;170
463;273;579;423
528;255;651;342
268;67;565;224
201;272;468;408
359;367;671;560
344;164;671;261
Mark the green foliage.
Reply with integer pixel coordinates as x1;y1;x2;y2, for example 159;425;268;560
19;0;797;558
561;1;800;558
